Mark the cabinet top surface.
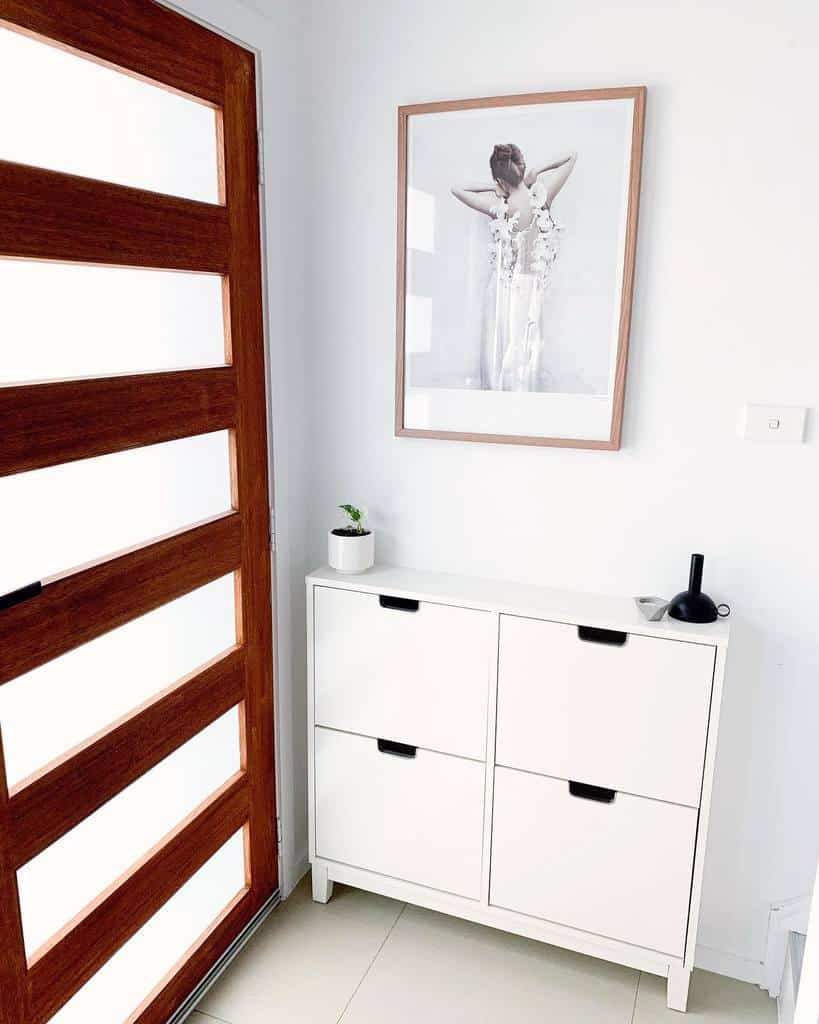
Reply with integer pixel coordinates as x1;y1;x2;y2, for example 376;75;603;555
307;564;730;648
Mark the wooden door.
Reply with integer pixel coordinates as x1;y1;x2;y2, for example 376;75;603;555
0;2;277;1021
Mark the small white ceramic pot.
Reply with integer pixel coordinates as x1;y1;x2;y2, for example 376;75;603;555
328;529;374;574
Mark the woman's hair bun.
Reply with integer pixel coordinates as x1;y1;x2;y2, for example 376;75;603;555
490;143;525;187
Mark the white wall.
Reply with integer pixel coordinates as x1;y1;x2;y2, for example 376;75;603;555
299;0;819;981
174;0;819;983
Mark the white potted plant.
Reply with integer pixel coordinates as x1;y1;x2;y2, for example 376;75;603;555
328;504;374;574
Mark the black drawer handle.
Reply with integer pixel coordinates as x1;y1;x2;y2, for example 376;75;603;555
577;625;627;646
569;780;616;803
379;594;419;612
0;581;42;613
377;738;417;758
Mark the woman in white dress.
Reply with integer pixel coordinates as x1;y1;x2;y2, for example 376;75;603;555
452;144;576;391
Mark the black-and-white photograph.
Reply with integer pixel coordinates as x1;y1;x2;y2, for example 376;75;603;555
396;88;645;448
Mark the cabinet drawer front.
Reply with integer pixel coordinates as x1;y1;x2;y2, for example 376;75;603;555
315;727;484;899
314;586;490;760
490;767;697;957
496;615;715;807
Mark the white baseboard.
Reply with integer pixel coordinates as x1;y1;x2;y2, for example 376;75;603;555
695;944;765;986
779;982;796;1024
282;850;309;899
776;933;803;1024
763;895;811;996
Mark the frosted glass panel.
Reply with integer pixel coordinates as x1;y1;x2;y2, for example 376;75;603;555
0;431;232;595
0;261;225;384
49;830;245;1024
18;710;241;955
0;576;236;788
0;27;219;202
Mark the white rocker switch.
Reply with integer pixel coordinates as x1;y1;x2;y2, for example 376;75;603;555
741;404;808;443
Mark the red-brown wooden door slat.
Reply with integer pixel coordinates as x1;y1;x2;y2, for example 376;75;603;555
0;512;242;686
0;160;230;271
0;367;237;476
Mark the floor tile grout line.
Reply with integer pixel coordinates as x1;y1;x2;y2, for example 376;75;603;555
193;1011;232;1024
630;972;642;1024
336;902;408;1024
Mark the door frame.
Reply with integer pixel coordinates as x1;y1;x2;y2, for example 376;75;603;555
159;0;288;895
161;0;293;902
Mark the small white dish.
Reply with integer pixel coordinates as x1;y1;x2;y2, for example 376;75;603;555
635;595;669;622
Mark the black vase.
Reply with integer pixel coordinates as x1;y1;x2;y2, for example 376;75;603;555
667;553;721;624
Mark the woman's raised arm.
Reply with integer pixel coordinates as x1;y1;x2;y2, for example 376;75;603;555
450;185;497;216
524;152;577;205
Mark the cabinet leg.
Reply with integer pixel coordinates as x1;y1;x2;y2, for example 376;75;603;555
666;965;691;1012
311;863;334;904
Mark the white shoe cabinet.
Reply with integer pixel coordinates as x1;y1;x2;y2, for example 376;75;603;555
306;565;730;1012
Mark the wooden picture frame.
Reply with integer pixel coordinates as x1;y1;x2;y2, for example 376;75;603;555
395;86;646;450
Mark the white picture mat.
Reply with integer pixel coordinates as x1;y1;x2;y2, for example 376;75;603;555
406;387;613;441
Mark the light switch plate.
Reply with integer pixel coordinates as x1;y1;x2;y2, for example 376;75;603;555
741;404;807;443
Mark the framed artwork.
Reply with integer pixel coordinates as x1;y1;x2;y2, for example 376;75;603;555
395;86;646;449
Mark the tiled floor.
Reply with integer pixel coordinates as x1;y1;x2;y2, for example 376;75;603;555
194;875;775;1024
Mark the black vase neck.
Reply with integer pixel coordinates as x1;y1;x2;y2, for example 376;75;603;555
689;553;704;595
